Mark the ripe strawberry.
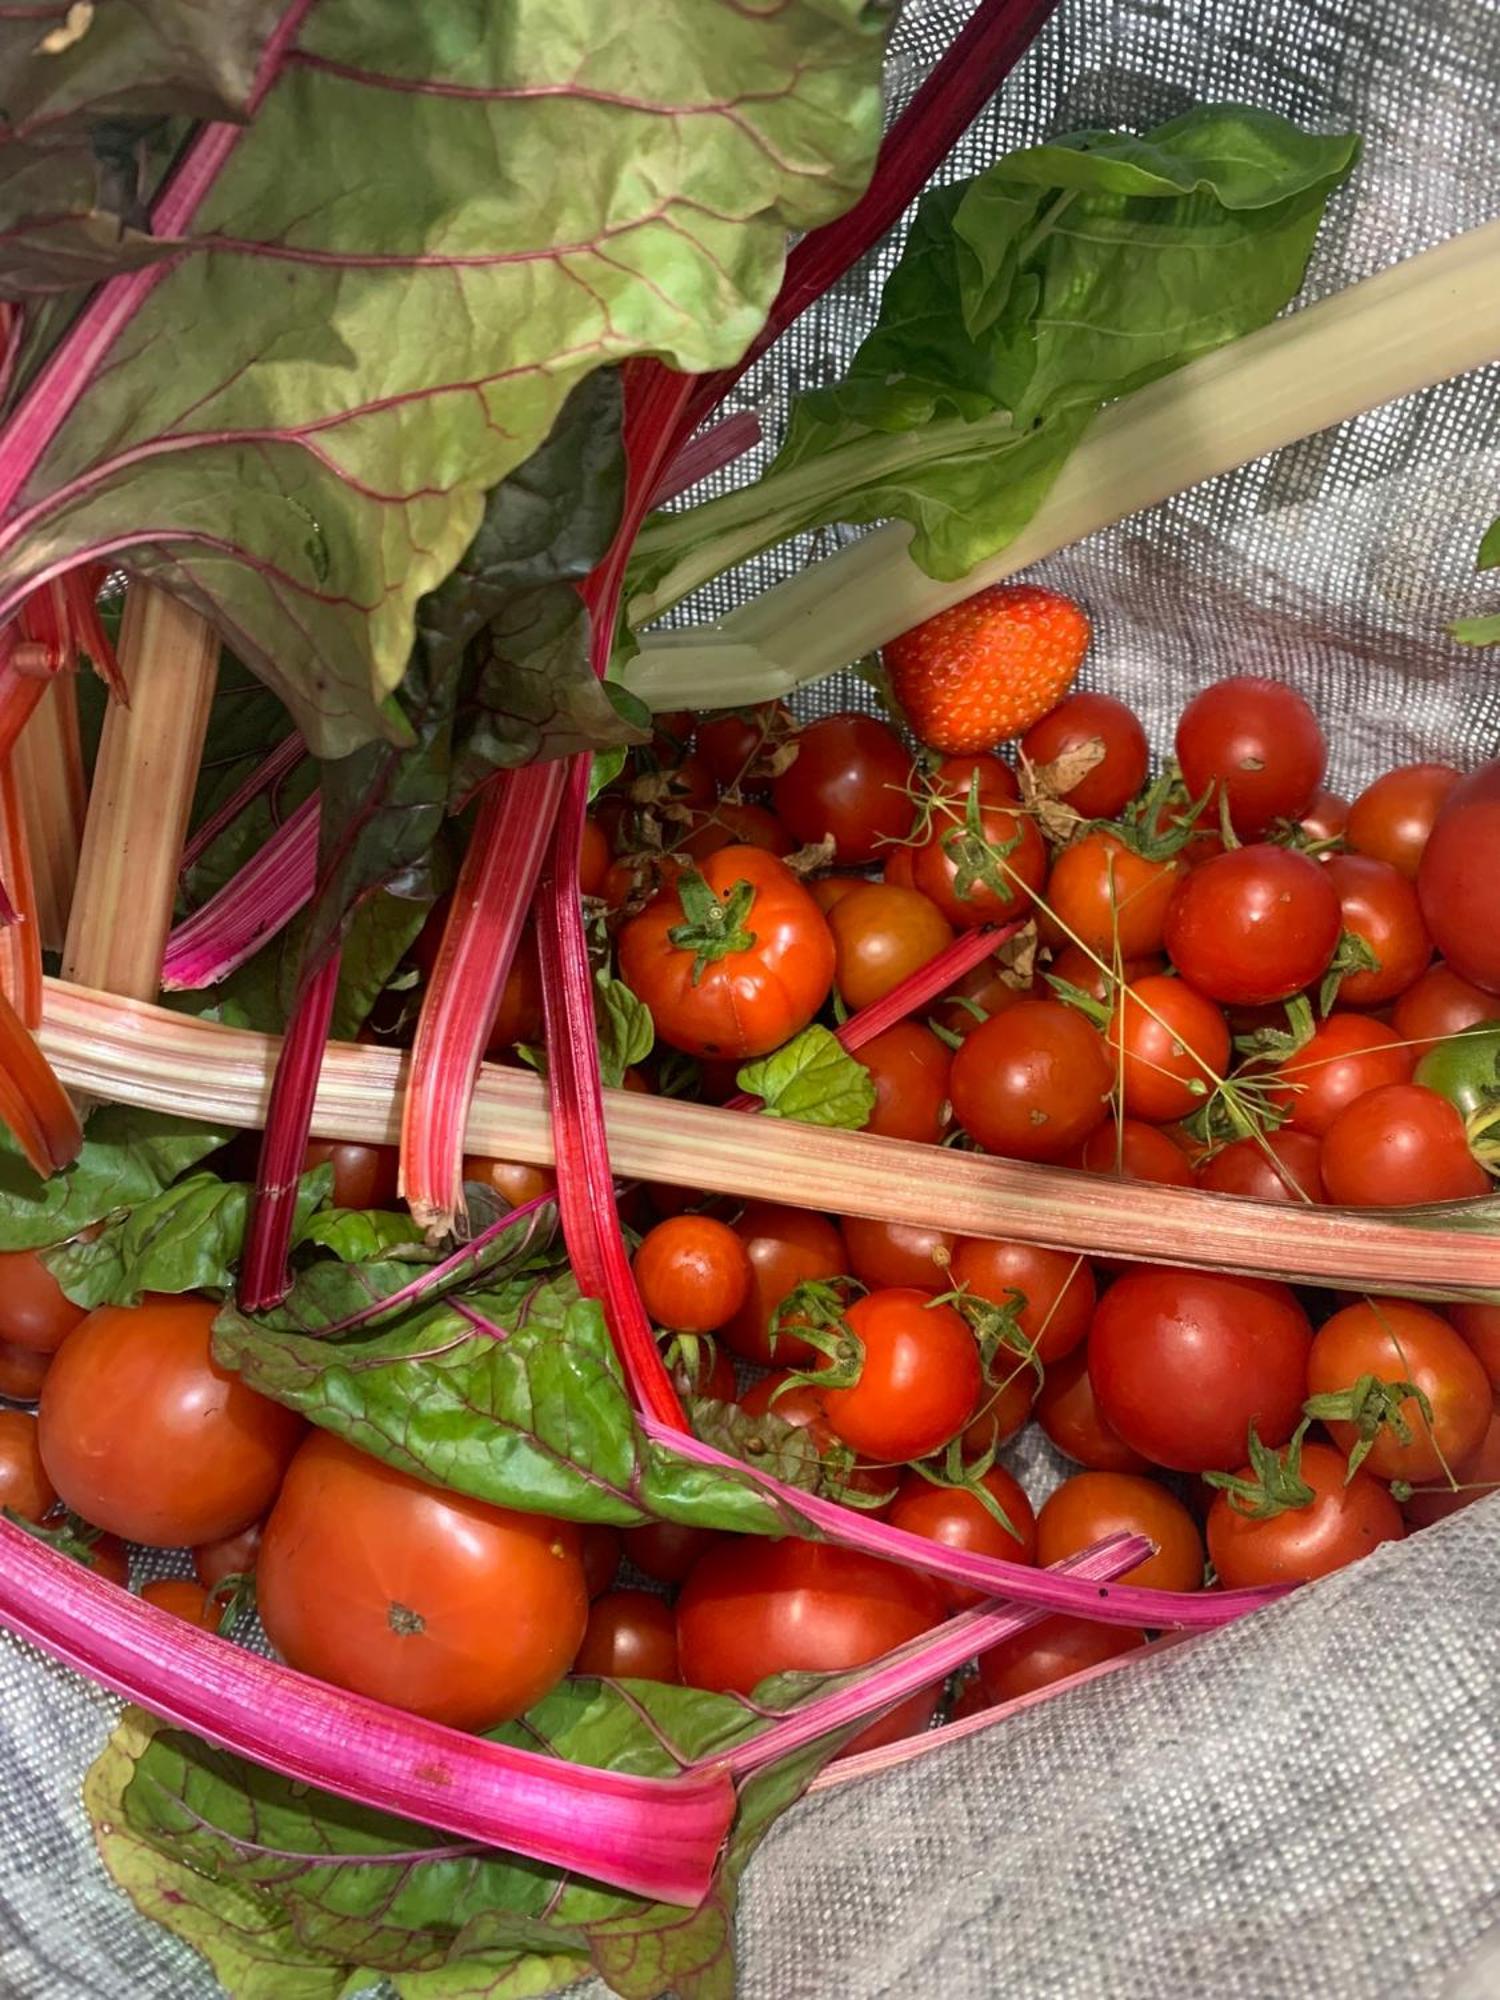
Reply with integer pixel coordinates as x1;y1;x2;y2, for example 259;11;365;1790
884;584;1091;754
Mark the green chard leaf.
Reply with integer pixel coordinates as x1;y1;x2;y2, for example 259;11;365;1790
0;1104;231;1253
736;1025;876;1129
297;1208;432;1265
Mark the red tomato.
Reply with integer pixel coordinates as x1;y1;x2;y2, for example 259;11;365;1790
1020;692;1148;819
678;800;793;863
856;1020;952;1145
0;1338;50;1402
1307;1298;1490;1483
1196;1128;1326;1204
978;1614;1146;1704
719;1204;846;1367
462;1156;556;1210
0;1249;88;1354
1163;844;1341;1004
1045;834;1184;958
1206;1440;1404;1585
618;848;835;1060
882;844;917;890
960;1369;1038;1457
620;1520;722;1585
580;1523;622;1598
1175;676;1325;836
1347;763;1461;879
842;1216;954;1292
1403;1406;1500;1526
1298;789;1349;844
738;1373;898;1509
1036;1347;1148;1472
485;932;545;1054
911;788;1047;930
192;1521;262;1591
771;713;913;864
303;1140;400;1211
1450;1303;1500;1391
1418;761;1500;992
140;1577;222;1631
1268;1012;1417;1135
827;882;954;1011
1046;944;1163;1006
1108;973;1230;1123
1322;852;1432;1005
677;1537;946;1751
258;1432;587;1728
934;957;1030;1038
1088;1269;1312;1472
949;1238;1095;1365
808;875;864;915
1393;963;1499;1056
632;1215;751;1335
574;1588;680;1681
818;1288;981;1462
0;1407;54;1522
38;1297;303;1546
950;999;1113;1161
578;817;611;898
886;1466;1037;1610
932;753;1021;802
1037;1470;1204;1592
1319;1082;1489;1206
696;702;793;793
1077;1118;1195;1187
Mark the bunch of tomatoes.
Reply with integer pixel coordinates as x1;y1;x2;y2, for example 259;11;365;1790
0;650;1496;1755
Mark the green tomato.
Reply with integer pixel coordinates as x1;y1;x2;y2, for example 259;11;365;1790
1413;1022;1500;1119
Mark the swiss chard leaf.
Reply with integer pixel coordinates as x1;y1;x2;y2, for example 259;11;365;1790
1452;514;1500;644
0;1104;231;1252
736;1025;876;1129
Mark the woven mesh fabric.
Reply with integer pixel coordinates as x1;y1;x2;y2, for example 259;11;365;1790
3;1;1500;1994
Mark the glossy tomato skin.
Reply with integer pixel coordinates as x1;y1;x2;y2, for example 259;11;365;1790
621;1520;721;1585
827;882;954;1011
0;1338;51;1402
1035;1347;1148;1472
772;713;913;865
677;1537;946;1751
819;1288;981;1462
38;1297;304;1546
1088;1268;1312;1472
911;793;1047;930
259;1431;587;1728
1268;1013;1416;1135
842;1215;954;1292
574;1589;680;1681
1174;676;1325;837
1108;974;1230;1123
934;958;1030;1039
1394;964;1499;1056
1037;1470;1204;1592
1046;945;1163;1007
1348;763;1461;879
718;1204;845;1367
1307;1298;1490;1483
303;1141;400;1211
1319;1082;1489;1206
1045;835;1183;959
1206;1441;1404;1587
1163;843;1341;1004
619;848;834;1060
0;1407;54;1522
0;1249;88;1354
933;753;1021;802
856;1021;952;1145
1419;761;1500;992
1299;789;1349;844
978;1614;1146;1705
462;1156;556;1211
1196;1127;1326;1204
886;1466;1037;1610
1020;692;1148;819
949;1238;1095;1365
1449;1303;1500;1391
1077;1118;1195;1187
950;999;1113;1161
1322;853;1432;1005
632;1215;751;1335
697;703;793;793
580;1524;622;1598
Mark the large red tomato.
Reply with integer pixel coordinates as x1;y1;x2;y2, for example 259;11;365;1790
1108;973;1230;1123
826;883;954;1010
1045;834;1183;958
1418;761;1500;991
258;1431;587;1728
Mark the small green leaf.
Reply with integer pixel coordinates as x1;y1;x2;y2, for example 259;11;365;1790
736;1025;876;1129
0;1104;232;1253
1452;611;1500;647
1477;515;1500;572
594;972;656;1091
297;1209;433;1265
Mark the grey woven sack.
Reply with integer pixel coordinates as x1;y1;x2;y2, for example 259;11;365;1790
4;1;1500;1996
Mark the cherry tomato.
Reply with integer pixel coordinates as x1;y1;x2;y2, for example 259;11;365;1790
911;788;1047;930
578;817;610;898
1419;761;1500;993
1175;676;1325;837
771;713;913;865
140;1577;222;1631
573;1588;680;1681
1347;763;1461;879
1088;1268;1311;1472
1020;692;1148;819
620;1520;721;1585
949;1238;1095;1365
599;849;693;915
0;1249;88;1354
808;875;865;915
1298;788;1349;844
580;1523;621;1598
1403;1406;1500;1526
0;1339;50;1402
1196;1128;1326;1204
632;1216;752;1335
1206;1440;1404;1585
1319;1082;1489;1206
1036;1347;1147;1472
1322;852;1432;1005
827;882;954;1011
626;746;714;818
737;1373;898;1510
1038;1470;1203;1592
934;957;1029;1038
1163;843;1341;1004
1046;834;1184;959
886;1466;1037;1610
303;1141;400;1211
1077;1118;1195;1186
1307;1298;1490;1483
259;1431;586;1728
842;1215;954;1292
718;1204;845;1368
462;1156;556;1210
856;1021;952;1145
679;799;793;862
1108;973;1230;1123
1046;944;1163;1006
619;848;835;1060
950;999;1113;1161
978;1614;1146;1704
1267;1013;1417;1135
932;753;1021;802
0;1407;53;1522
38;1296;304;1546
960;1369;1037;1457
192;1521;262;1591
1450;1303;1500;1392
818;1288;981;1462
696;702;793;793
1393;963;1499;1055
677;1537;946;1751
